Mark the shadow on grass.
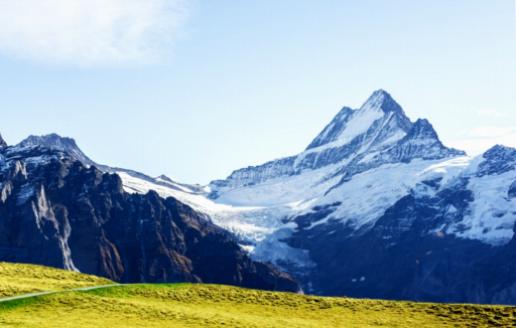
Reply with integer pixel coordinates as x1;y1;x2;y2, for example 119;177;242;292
83;283;190;298
0;296;42;312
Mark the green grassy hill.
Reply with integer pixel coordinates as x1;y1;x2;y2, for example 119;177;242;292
0;262;112;297
0;262;514;327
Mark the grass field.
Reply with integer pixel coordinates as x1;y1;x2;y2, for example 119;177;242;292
0;263;514;327
0;262;112;297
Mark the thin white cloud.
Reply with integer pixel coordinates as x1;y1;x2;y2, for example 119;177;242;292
467;126;515;138
448;126;516;156
0;0;189;66
476;109;508;119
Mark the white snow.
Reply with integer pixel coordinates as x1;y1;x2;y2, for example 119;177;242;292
110;102;514;264
117;147;516;265
296;105;384;163
419;156;472;187
252;226;315;269
155;176;198;193
306;158;465;229
5;113;515;275
448;165;516;245
117;170;288;243
214;163;342;207
118;171;237;214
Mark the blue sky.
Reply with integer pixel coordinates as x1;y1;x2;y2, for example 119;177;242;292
1;0;515;184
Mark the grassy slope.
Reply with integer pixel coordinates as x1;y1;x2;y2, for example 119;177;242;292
0;262;112;297
0;283;515;328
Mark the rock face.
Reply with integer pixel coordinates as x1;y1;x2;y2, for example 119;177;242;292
17;133;96;166
477;145;516;177
0;145;299;292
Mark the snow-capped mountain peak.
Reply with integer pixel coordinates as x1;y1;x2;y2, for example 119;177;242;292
476;144;516;177
360;89;405;115
18;133;74;148
16;133;95;166
211;90;462;193
3;90;515;303
483;144;516;161
407;118;438;139
399;118;459;153
306;90;410;151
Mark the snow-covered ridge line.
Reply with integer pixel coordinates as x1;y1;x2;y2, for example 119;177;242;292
3;89;516;304
209;89;463;195
4;90;515;257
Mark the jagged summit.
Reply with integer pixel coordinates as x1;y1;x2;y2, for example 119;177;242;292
477;144;516;177
401;119;464;158
306;90;411;151
360;89;405;115
2;93;515;304
0;141;300;292
214;90;466;191
18;133;76;148
406;119;439;140
16;133;95;166
483;144;516;159
374;118;465;164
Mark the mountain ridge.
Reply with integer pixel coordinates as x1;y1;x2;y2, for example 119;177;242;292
3;90;516;304
210;90;464;195
0;142;299;292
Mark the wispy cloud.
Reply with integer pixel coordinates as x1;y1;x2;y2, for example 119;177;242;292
448;126;516;156
476;109;508;118
0;0;190;66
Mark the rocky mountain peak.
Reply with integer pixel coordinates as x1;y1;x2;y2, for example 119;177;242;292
217;90;466;190
406;118;439;140
17;133;95;166
18;133;77;149
306;90;410;151
0;144;300;292
360;89;405;115
483;144;516;160
477;145;516;177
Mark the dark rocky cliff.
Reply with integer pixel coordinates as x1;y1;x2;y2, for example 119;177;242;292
0;146;299;292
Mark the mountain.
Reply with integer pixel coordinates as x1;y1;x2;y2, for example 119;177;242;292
205;90;516;304
17;133;96;166
0;143;299;292
210;90;463;194
6;90;516;304
285;144;516;302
